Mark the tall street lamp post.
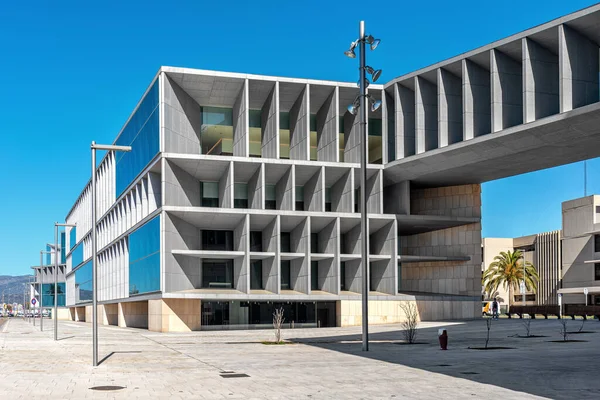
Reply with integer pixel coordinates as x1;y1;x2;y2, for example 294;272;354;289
91;142;131;366
54;223;76;341
344;21;381;352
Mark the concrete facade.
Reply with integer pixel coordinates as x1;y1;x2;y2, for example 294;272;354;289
59;5;600;331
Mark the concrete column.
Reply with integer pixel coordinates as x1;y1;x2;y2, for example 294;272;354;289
437;68;463;147
415;76;438;153
232;79;249;157
395;83;416;158
559;24;599;113
491;49;523;132
523;37;559;123
234;214;249;293
148;299;201;332
315;87;338;162
289;84;309;160
463;58;491;140
261;81;279;158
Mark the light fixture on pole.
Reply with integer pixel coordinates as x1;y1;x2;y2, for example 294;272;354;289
54;222;76;341
91;141;131;367
344;21;381;352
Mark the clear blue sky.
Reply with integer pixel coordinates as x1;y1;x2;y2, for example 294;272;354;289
0;0;598;276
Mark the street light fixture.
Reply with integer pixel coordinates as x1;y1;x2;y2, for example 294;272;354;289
91;141;131;367
343;21;381;352
54;223;76;341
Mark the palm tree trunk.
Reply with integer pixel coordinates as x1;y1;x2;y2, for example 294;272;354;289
509;284;514;308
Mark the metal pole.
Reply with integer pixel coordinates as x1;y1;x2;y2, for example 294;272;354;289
91;142;98;367
39;252;43;332
522;252;526;306
359;20;369;352
54;224;59;341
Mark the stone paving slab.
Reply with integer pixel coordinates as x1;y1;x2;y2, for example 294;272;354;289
2;317;600;399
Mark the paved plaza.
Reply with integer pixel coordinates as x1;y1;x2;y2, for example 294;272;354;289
1;317;600;399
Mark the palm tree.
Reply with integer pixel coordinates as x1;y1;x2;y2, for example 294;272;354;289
483;250;539;304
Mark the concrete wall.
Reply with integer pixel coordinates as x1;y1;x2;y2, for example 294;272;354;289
415;76;438;153
463;59;491;140
289;85;309;160
438;68;463;146
232;79;249;157
523;38;559;123
261;82;279;158
394;83;416;158
118;301;148;329
148;299;201;332
491;49;523;132
163;76;201;154
316;88;338;162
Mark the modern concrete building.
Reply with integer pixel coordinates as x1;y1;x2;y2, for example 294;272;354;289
63;4;600;331
482;232;561;310
560;195;600;305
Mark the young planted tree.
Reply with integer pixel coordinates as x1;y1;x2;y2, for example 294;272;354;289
521;316;532;337
273;307;285;343
399;302;419;344
483;250;539;305
559;319;569;342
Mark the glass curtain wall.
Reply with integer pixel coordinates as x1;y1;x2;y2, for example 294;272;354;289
128;216;160;295
75;261;92;303
265;185;276;209
200;182;219;207
339;116;345;162
311;261;318;290
368;118;382;164
202;230;234;251
295;186;304;211
201;107;233;156
279;112;290;159
281;260;291;289
310;114;317;161
42;283;66;307
250;261;263;290
202;260;234;288
234;183;248;208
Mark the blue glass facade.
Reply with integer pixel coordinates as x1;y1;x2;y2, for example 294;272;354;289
115;81;160;197
41;283;66;307
70;227;76;250
128;216;160;296
60;232;66;264
75;261;92;303
45;244;52;266
71;242;83;268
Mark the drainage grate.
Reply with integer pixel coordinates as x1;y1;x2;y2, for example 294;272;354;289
436;364;452;367
90;386;126;391
460;372;479;375
220;373;250;378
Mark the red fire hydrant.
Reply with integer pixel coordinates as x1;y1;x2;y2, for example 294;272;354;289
438;329;448;350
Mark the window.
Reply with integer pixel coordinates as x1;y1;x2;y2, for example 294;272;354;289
296;186;304;211
398;263;402;292
202;230;234;251
250;261;263;290
250;231;263;252
75;261;93;303
202;259;234;289
388;111;396;162
311;261;319;290
234;183;248;208
595;263;600;281
310;114;317;161
265;185;276;209
280;112;290;159
115;81;159;196
368;118;382;164
339;116;345;162
340;234;347;254
595;235;600;253
369;263;376;292
311;233;319;253
69;227;77;250
201;107;233;156
71;242;84;268
325;188;332;211
129;216;161;295
200;182;219;207
249;109;262;157
60;231;66;264
281;260;291;290
42;282;66;307
280;232;291;253
354;188;360;213
340;261;346;291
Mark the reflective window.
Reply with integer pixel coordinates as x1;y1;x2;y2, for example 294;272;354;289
201;107;233;156
60;232;66;264
116;81;160;196
310;114;317;161
41;283;66;307
281;260;291;290
339;116;345;162
250;231;262;252
325;187;332;211
71;242;84;268
70;227;77;250
249;109;262;157
202;259;234;288
368;118;382;164
340;261;346;291
265;185;276;210
311;233;319;253
280;232;291;253
279;112;290;159
295;186;304;211
388;111;396;162
128;216;160;296
200;182;219;207
234;183;248;208
45;245;52;266
202;230;234;251
250;260;263;290
311;261;318;290
75;261;92;303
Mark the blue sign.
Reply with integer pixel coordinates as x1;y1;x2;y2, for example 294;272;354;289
31;298;37;305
